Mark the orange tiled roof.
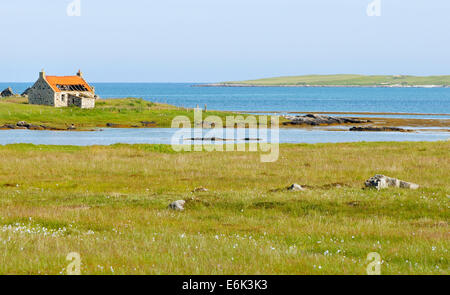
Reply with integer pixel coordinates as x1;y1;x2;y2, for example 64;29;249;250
45;75;93;93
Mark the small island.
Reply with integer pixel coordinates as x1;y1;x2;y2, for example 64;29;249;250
200;74;450;87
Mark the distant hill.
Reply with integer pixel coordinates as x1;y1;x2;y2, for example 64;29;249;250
207;74;450;87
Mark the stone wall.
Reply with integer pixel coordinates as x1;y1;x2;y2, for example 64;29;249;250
67;94;95;109
28;77;56;106
80;97;95;109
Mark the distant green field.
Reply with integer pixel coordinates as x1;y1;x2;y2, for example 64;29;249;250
221;74;450;86
0;97;253;129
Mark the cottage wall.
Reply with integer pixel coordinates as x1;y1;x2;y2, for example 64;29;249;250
66;94;95;109
55;92;69;107
81;97;95;109
28;77;56;106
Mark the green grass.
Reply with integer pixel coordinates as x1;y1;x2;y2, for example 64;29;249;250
0;97;252;129
222;74;450;86
0;141;448;274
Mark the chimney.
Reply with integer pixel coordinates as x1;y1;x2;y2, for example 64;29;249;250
39;69;45;79
77;69;83;77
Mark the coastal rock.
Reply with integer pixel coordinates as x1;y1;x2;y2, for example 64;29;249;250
283;114;370;126
0;124;17;129
188;137;230;141
1;87;15;97
350;126;412;132
195;121;217;128
21;87;31;97
192;187;208;192
364;174;419;190
0;121;65;131
168;200;186;211
187;137;261;141
140;121;156;127
16;121;30;128
287;183;306;191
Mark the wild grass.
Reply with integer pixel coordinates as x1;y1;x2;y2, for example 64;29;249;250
0;141;448;274
224;74;450;86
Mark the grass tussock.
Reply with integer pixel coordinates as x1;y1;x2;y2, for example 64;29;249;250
0;141;448;274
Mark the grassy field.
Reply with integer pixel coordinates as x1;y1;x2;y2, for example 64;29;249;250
220;74;450;86
2;96;449;130
0;141;448;274
0;97;248;129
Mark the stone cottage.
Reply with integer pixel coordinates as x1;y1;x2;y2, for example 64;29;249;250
28;70;98;109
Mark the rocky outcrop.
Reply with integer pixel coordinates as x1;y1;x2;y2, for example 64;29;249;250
365;174;419;190
0;121;66;131
287;183;306;191
192;187;208;192
140;121;157;127
1;87;15;97
168;200;186;211
21;87;31;97
350;126;412;132
187;137;261;141
283;114;370;126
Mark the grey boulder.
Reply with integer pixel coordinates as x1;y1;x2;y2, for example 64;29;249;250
168;200;186;211
1;87;15;97
365;174;419;190
287;183;306;191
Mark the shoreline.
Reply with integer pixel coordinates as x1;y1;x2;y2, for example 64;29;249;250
196;83;449;88
235;110;450;116
1;114;449;131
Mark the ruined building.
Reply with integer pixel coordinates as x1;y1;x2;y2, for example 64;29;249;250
28;70;98;109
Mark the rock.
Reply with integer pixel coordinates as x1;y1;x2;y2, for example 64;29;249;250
27;124;45;130
350;126;412;132
287;183;306;191
168;200;186;211
188;137;229;141
21;87;31;97
365;174;419;190
140;121;156;127
283;114;370;126
1;87;15;97
16;121;30;128
243;138;262;141
194;121;216;128
0;124;17;129
192;187;208;192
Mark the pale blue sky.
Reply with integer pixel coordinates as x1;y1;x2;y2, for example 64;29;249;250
1;0;449;82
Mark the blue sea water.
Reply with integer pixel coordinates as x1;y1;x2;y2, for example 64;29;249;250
2;82;450;114
1;82;449;145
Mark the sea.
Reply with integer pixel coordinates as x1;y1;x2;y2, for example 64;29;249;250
2;82;450;115
1;83;449;145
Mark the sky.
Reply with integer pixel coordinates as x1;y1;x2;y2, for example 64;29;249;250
0;0;449;82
